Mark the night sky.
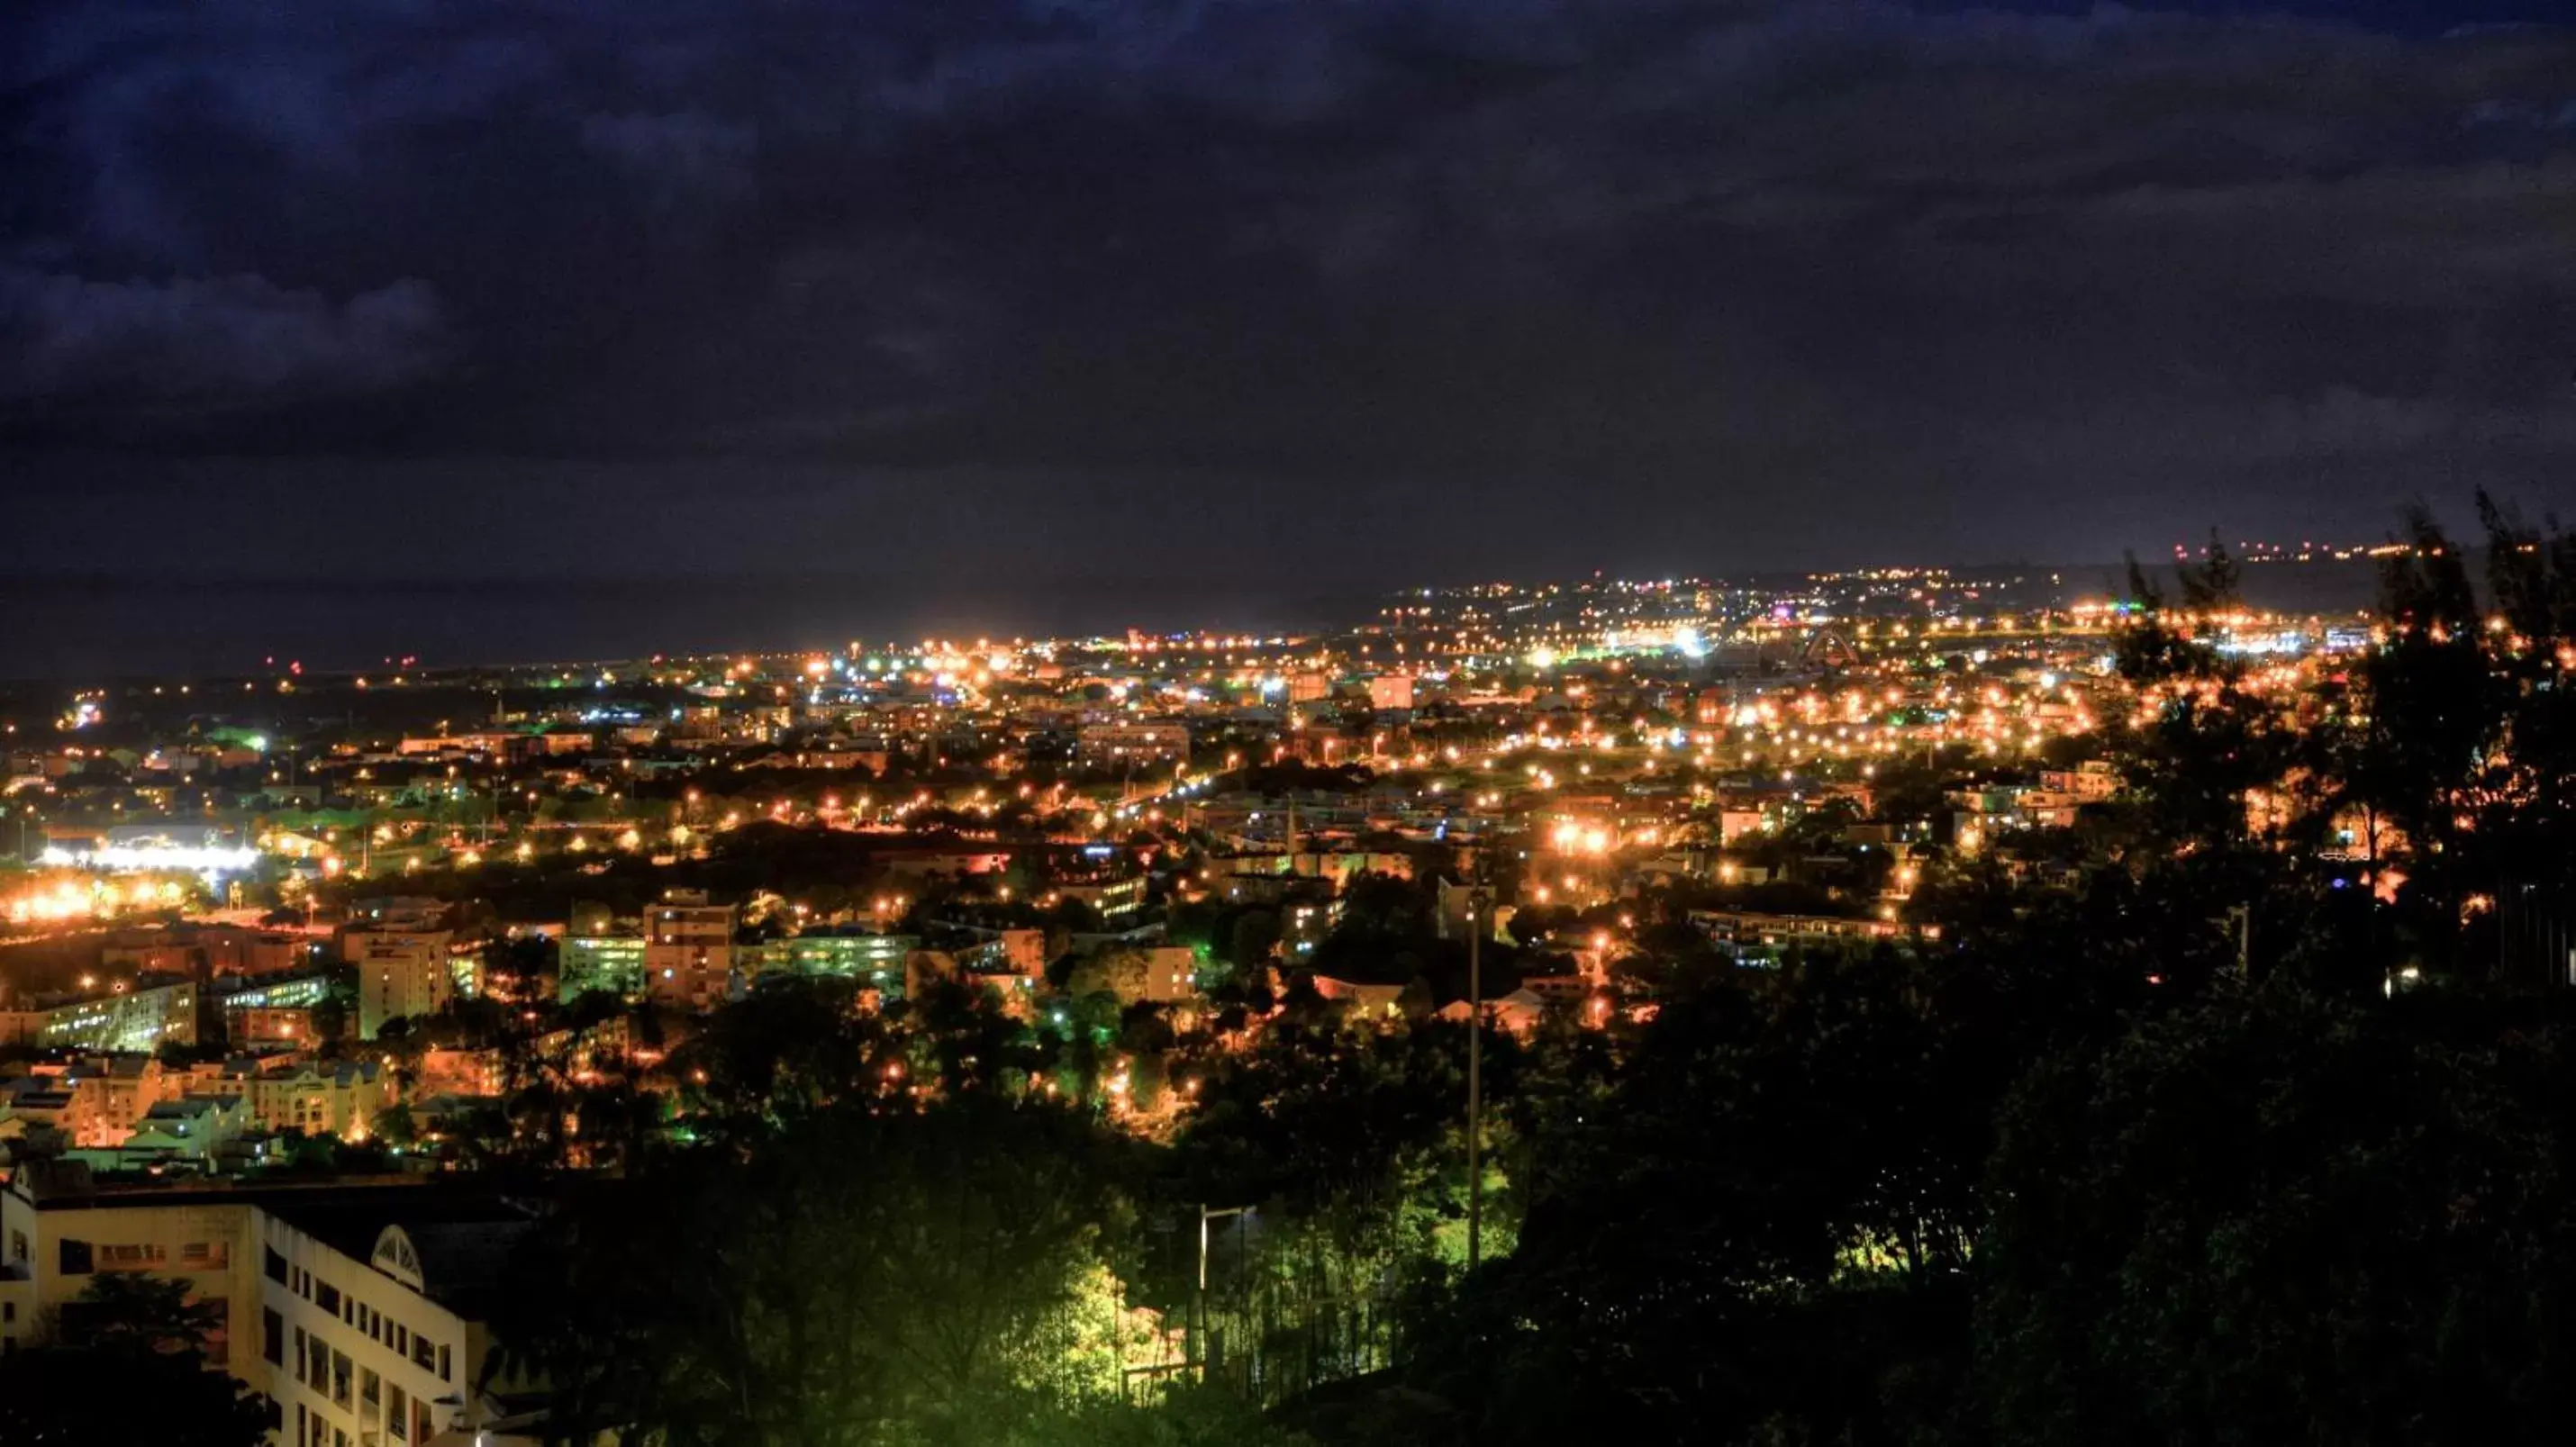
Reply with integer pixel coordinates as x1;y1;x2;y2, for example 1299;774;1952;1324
4;1;2574;673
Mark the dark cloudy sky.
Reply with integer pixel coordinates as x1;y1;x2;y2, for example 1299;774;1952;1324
4;1;2575;671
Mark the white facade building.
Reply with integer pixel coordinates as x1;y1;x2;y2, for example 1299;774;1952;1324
0;1169;547;1445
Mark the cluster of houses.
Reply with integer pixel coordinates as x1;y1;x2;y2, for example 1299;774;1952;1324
0;1052;386;1171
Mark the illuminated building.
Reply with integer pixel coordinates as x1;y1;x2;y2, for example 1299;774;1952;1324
558;933;647;1001
644;890;735;1011
265;1197;547;1446
227;1008;323;1048
1365;674;1416;712
187;1059;387;1137
778;929;915;996
38;981;199;1054
1075;723;1192;769
217;972;333;1012
2037;761;2121;801
214;971;337;1048
1718;806;1779;844
349;929;457;1038
395;732;519;758
1283;899;1337;954
1134;945;1198;1003
47;1054;184;1146
1219;850;1415;888
958;928;1048;979
1688;908;1919;960
1056;874;1147;920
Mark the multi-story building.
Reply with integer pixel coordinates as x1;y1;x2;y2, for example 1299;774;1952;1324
0;1164;258;1367
37;981;200;1054
0;1168;549;1443
558;933;646;1001
217;972;337;1048
1055;874;1147;920
54;1054;184;1147
259;1067;369;1141
643;890;734;1011
216;972;335;1013
779;929;914;994
1365;674;1415;713
948;927;1048;988
395;731;521;759
104;922;313;979
348;929;456;1038
2027;761;2124;824
1075;722;1192;770
262;1192;541;1447
1686;908;1917;959
228;1007;327;1050
1283;898;1338;957
2038;760;2121;802
189;1060;388;1139
1135;945;1198;1003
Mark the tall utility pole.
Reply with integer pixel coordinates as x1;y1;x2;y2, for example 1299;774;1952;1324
1466;884;1490;1271
1197;1204;1252;1379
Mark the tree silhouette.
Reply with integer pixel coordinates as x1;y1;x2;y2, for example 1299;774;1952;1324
0;1276;267;1447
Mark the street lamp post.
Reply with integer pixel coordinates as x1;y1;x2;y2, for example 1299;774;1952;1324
1466;884;1490;1271
1197;1203;1252;1379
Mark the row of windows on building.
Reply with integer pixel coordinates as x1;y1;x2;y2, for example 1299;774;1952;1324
264;1245;450;1376
50;1236;234;1362
79;1238;227;1270
271;1318;436;1445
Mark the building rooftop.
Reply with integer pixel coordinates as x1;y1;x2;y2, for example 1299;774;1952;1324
267;1193;539;1317
6;1163;540;1316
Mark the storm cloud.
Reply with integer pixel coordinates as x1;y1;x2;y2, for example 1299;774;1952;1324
3;0;2573;593
0;268;445;410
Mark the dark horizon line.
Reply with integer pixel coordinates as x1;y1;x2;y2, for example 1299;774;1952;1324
0;549;2361;596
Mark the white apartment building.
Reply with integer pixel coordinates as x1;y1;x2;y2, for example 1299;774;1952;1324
0;1167;547;1445
261;1194;537;1447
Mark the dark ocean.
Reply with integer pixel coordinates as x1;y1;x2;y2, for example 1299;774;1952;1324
0;574;1348;682
0;558;2393;683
